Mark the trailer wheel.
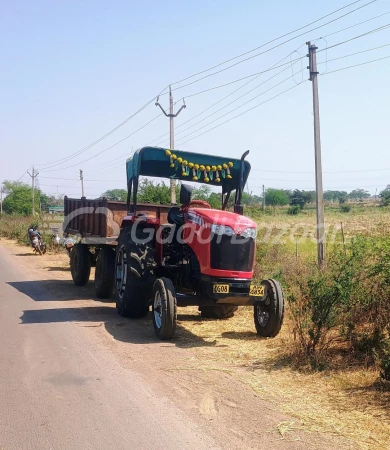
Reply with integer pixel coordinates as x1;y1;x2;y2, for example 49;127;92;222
94;246;115;299
152;278;177;340
254;279;284;338
115;227;155;318
199;305;238;319
70;244;91;286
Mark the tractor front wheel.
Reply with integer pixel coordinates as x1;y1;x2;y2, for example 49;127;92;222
152;278;177;340
254;279;284;338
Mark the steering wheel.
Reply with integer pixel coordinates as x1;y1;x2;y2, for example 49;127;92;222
187;200;211;209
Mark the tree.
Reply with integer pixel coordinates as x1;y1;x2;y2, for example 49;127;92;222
2;181;48;215
100;189;127;202
324;190;348;203
348;189;370;201
265;188;290;209
380;187;390;206
137;179;176;204
290;189;315;209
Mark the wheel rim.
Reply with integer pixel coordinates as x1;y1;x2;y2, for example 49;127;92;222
256;303;270;327
116;245;127;299
154;291;162;329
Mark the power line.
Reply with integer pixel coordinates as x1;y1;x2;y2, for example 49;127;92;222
36;86;168;169
172;41;390;147
40;114;162;173
178;82;306;146
320;11;390;39
170;0;377;93
172;64;301;142
321;54;390;75
145;49;305;147
176;70;305;144
170;0;372;87
318;23;390;53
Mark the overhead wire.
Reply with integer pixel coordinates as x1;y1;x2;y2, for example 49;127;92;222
36;85;169;169
169;0;377;93
169;0;372;87
178;82;307;146
39;113;163;173
321;54;390;75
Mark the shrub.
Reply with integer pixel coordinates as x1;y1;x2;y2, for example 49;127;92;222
287;205;300;215
285;236;390;365
340;204;351;213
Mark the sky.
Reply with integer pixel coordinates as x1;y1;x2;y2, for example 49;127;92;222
1;0;389;199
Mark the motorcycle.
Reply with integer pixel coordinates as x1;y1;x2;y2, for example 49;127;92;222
28;228;47;255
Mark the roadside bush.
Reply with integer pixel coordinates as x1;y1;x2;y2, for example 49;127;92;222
287;205;300;215
284;236;390;369
340;204;351;213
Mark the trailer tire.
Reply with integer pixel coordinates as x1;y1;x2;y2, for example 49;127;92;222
152;278;177;340
70;244;91;286
115;227;155;318
254;279;284;338
94;246;115;299
199;305;238;319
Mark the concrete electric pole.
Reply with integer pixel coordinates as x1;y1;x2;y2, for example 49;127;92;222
80;169;85;198
307;41;325;266
27;166;39;216
262;184;265;212
155;86;186;204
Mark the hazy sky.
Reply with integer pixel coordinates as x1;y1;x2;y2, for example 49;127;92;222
1;0;389;198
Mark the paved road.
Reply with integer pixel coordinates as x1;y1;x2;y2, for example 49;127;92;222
0;244;219;450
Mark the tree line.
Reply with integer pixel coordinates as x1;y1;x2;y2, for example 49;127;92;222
0;179;388;216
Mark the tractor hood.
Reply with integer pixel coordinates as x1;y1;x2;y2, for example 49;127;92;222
188;208;256;234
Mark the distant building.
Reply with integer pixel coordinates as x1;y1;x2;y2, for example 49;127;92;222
47;205;64;214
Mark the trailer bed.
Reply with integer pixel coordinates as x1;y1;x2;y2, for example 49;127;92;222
63;196;171;244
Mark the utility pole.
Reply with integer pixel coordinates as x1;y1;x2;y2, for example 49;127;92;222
80;169;85;197
155;86;186;204
27;166;39;216
307;41;325;266
262;184;265;212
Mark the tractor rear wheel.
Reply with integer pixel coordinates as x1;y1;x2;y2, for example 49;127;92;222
254;279;284;337
70;244;91;286
95;246;115;299
152;278;177;340
115;227;155;318
199;305;238;319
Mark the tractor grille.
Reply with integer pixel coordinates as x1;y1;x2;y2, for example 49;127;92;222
210;234;255;272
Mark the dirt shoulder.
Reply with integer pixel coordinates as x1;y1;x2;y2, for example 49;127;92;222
2;239;388;450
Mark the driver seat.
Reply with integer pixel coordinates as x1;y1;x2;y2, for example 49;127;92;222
167;183;194;230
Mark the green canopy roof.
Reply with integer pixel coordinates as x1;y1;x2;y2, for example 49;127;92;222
126;146;251;191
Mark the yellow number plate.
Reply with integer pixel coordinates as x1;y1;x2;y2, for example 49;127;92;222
249;285;265;296
213;284;230;294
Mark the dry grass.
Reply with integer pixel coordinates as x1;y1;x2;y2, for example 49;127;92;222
176;307;390;449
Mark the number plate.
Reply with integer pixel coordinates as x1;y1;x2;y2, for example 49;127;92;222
213;284;230;294
249;285;265;296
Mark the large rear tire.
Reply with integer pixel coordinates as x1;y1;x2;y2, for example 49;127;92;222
254;279;284;337
95;246;115;299
70;244;91;286
152;278;177;340
115;227;155;318
199;305;238;319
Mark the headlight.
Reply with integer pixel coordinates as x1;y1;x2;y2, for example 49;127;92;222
241;227;257;239
210;224;235;236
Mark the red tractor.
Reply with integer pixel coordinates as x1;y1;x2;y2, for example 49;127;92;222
114;146;284;340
